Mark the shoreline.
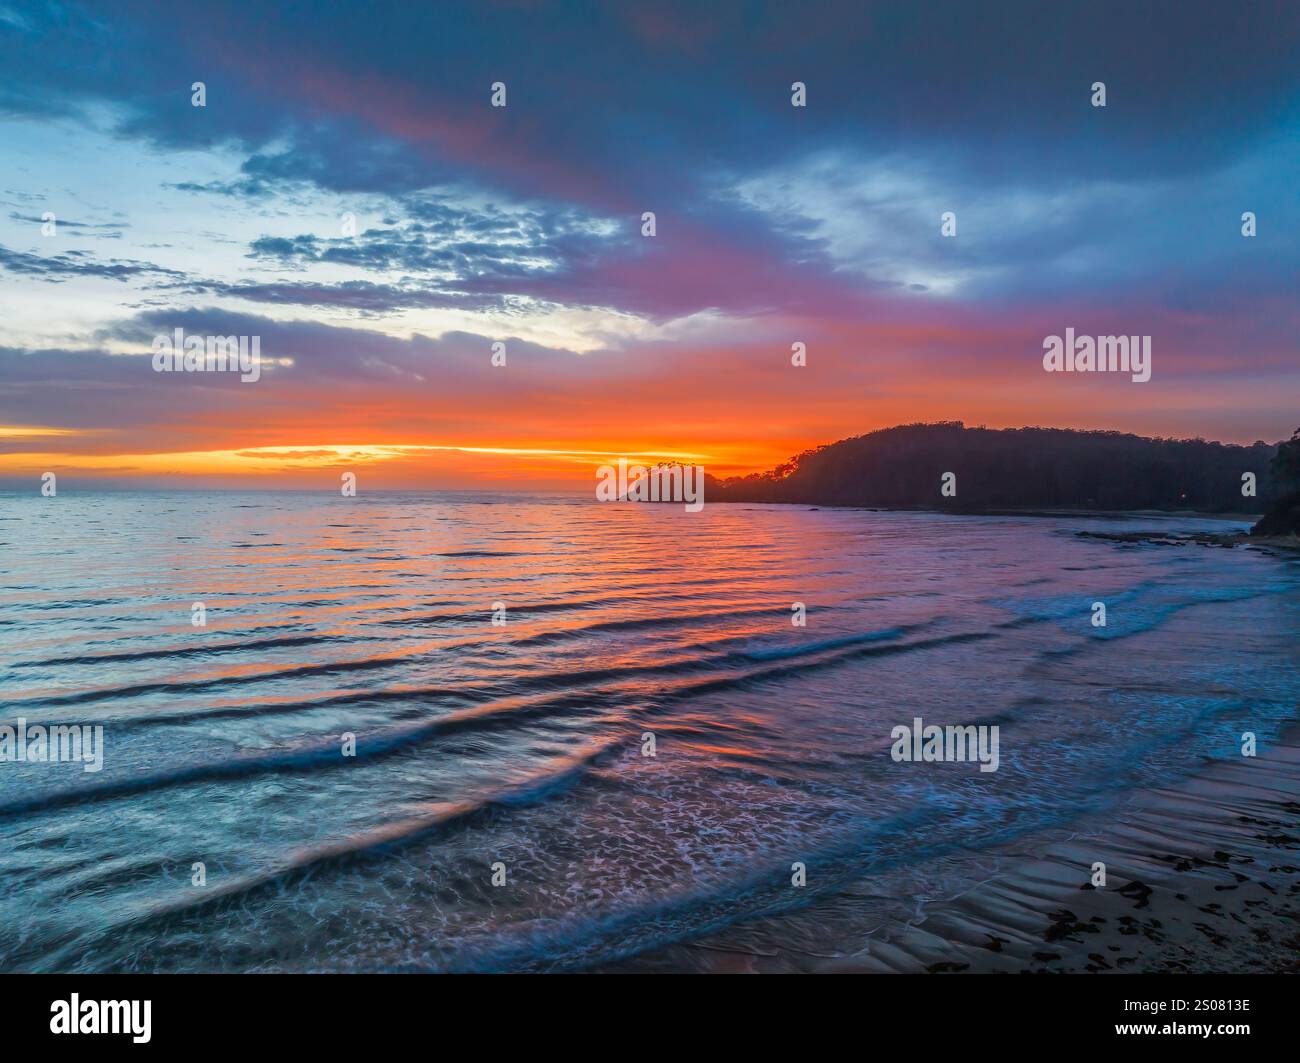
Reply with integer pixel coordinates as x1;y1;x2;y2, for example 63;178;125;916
814;728;1300;974
1076;529;1300;557
710;501;1262;521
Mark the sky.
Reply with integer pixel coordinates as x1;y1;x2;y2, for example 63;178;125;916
0;0;1297;489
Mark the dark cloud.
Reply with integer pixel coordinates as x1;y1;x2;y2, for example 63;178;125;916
0;2;1296;338
0;243;184;282
168;279;509;314
8;1;1298;203
93;308;588;382
0;310;595;450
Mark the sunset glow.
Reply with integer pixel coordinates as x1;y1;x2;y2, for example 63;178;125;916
1;4;1297;491
4;0;1300;1004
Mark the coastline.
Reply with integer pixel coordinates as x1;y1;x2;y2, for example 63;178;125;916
707;500;1264;522
591;514;1300;976
814;727;1300;974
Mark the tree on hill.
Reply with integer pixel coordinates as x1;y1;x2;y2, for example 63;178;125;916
1251;426;1300;536
704;423;1279;513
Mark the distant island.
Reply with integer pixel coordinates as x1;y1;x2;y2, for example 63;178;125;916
702;423;1296;524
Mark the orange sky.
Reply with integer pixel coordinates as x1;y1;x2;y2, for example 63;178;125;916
2;4;1298;493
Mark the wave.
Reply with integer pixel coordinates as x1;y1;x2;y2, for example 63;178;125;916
740;626;908;661
10;739;625;971
0;624;1004;818
8;633;346;669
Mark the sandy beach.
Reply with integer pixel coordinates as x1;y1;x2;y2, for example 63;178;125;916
819;728;1300;974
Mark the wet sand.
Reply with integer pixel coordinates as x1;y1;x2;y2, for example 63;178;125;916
818;730;1300;974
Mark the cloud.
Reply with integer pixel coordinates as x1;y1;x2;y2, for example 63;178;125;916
1;0;1298;483
167;279;509;314
8;212;128;237
0;243;185;282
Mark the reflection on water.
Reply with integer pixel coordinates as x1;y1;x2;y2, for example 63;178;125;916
1;491;1297;971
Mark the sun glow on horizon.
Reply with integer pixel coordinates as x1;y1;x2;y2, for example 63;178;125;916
0;441;756;484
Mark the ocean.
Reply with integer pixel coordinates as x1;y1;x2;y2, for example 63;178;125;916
1;491;1298;972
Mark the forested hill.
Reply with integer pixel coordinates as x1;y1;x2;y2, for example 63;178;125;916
705;423;1280;513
